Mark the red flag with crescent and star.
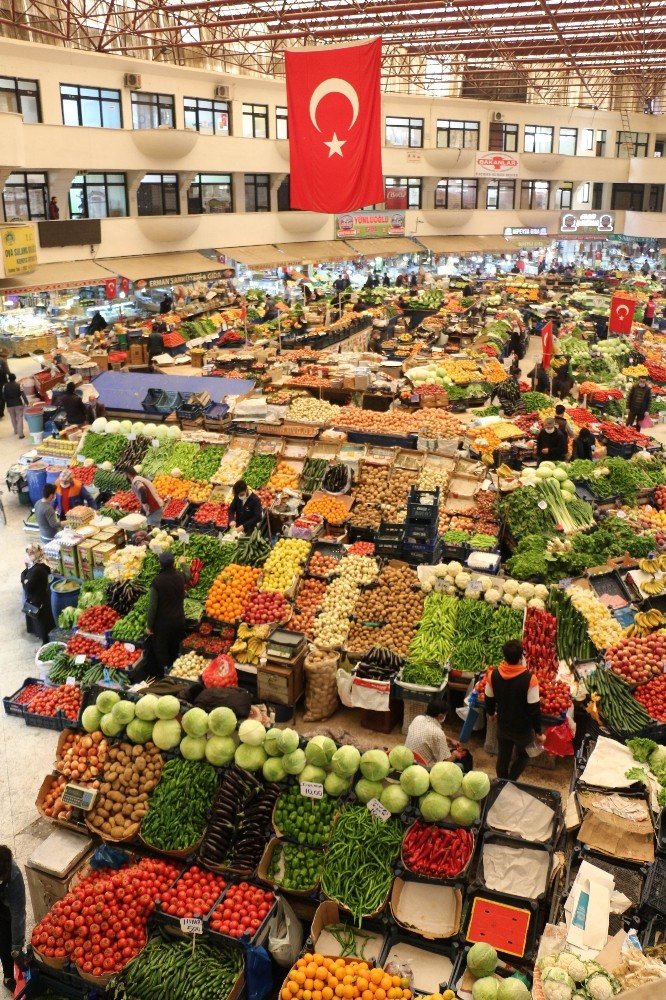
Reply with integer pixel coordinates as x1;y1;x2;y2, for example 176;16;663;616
541;321;554;369
285;38;384;213
609;293;636;335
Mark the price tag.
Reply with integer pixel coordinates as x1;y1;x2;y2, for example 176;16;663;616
367;798;391;822
152;439;160;448
124;643;136;653
538;500;548;510
300;781;324;799
616;510;627;519
74;654;86;665
179;917;203;936
127;433;137;441
467;578;484;593
66;676;77;685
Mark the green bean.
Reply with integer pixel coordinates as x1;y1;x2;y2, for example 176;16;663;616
112;934;242;999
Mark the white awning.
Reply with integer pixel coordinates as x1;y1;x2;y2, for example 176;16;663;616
274;240;355;263
96;251;232;286
0;260;109;294
344;237;422;256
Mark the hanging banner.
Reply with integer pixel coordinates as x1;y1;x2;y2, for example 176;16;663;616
104;278;117;300
560;211;614;234
385;186;408;210
474;152;519;178
609;294;636;335
541;321;554;368
335;211;405;238
1;225;38;277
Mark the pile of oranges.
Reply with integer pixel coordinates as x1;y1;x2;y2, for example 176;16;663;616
303;495;350;524
205;563;261;621
281;955;412;1000
152;474;195;499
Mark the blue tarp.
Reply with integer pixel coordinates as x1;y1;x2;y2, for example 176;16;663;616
92;371;254;415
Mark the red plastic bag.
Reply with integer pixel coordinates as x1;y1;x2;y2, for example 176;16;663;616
543;720;574;757
202;653;238;688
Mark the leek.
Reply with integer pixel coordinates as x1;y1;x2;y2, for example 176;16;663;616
538;479;595;534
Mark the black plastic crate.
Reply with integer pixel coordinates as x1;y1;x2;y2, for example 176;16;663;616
380;931;460;994
347;524;377;543
24;707;72;731
481;779;562;847
642;856;666;917
403;520;439;545
407;487;441;522
604;439;637;458
440;542;470;562
3;677;45;718
474;832;553;903
401;539;443;566
378;520;405;542
16;966;86;999
587;569;632;607
375;540;403;560
306;542;346;577
460;887;541;962
207;879;277;948
450;945;533;997
566;849;648;936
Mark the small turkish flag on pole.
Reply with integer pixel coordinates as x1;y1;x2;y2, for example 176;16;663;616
541;321;554;369
285;38;384;213
609;293;636;335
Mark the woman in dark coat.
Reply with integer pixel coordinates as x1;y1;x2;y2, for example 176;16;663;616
572;427;595;461
20;544;54;643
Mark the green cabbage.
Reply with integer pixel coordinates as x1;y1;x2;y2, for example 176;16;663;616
324;772;351;797
450;796;480;826
235;743;267;771
126;718;154;743
135;694;159;722
181;707;209;738
429;760;463;796
152;718;182;750
388;745;414;772
305;735;336;767
331;745;361;777
497;979;531;1000
419;792;451;822
277;728;300;754
208;706;237;737
282;749;306;775
155;695;180;720
238;719;267;746
100;712;123;737
81;705;102;733
360;749;390;782
300;765;327;785
180;735;207;761
400;764;430;797
111;700;136;726
263;757;287;782
461;770;491;801
96;690;120;714
467;943;498;978
380;785;409;814
205;736;237;766
264;729;283;757
355;778;384;804
472;977;498;1000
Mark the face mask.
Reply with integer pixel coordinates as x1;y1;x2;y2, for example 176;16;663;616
239;493;248;501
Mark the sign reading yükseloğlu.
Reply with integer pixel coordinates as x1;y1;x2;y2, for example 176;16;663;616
335;211;406;239
1;224;38;276
474;152;520;178
560;211;615;234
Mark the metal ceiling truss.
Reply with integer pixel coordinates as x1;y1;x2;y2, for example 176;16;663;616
1;0;665;110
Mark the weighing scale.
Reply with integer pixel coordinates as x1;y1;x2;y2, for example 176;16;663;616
266;629;306;663
60;783;98;812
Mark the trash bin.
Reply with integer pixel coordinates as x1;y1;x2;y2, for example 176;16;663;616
25;403;46;435
26;465;47;504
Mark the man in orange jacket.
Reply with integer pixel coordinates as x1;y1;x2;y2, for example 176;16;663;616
53;470;97;519
485;639;545;782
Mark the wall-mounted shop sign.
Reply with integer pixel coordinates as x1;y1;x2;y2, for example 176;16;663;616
143;269;235;288
503;227;548;236
474;152;520;178
560;211;615;234
1;225;37;276
335;212;406;238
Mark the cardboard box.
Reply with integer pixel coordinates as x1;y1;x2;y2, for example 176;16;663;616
310;901;384;963
76;539;99;581
91;352;109;372
256;837;320;897
59;540;80;578
92;542;116;579
577;808;655;864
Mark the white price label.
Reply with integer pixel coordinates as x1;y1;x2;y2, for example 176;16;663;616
537;500;548;510
616;510;627;519
300;781;324;799
179;917;203;935
66;676;78;685
467;578;484;593
127;433;137;441
151;439;160;448
367;798;391;822
74;654;86;665
124;643;136;653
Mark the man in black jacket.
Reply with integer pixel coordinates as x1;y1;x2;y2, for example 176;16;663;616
626;376;652;430
147;551;190;676
3;375;27;438
59;383;87;426
536;418;568;464
228;480;263;535
0;846;26;994
485;640;545;781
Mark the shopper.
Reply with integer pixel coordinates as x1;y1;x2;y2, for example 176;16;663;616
86;311;109;336
484;640;544;782
554;404;575;441
48;196;59;220
146;551;190;676
54;469;96;519
572;426;595;461
147;325;164;364
35;483;60;542
159;292;173;314
0;353;9;418
644;296;657;327
528;363;550;394
0;846;26;994
626;376;652;430
536;417;568;464
551;358;574;400
124;467;164;527
59;383;87;426
3;374;27;439
228;480;263;535
20;544;55;643
405;699;471;770
493;374;521;416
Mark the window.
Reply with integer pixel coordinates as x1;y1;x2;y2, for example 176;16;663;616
434;178;478;209
60;85;122;128
559;128;577;156
520;180;550;210
384;176;421;209
0;76;40;123
2;172;48;221
655;140;664;158
386;116;424;147
592;182;603;210
277;176;291;211
616;131;649;158
183;97;230;135
243;103;268;138
555;182;573;210
137;173;179;216
436;119;479;149
486;180;515;210
275;106;288;140
649;185;664;212
583;129;607;155
245;173;270;212
524;125;554;153
611;184;645;210
131;92;175;130
580;182;590;204
489;121;518;152
187;174;233;214
69;173;127;219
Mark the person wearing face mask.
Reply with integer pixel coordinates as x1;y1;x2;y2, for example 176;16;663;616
21;544;55;643
626;376;652;430
0;846;26;994
536;417;568;464
228;480;263;535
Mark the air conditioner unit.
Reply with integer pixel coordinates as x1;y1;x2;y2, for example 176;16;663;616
124;73;142;90
214;85;230;99
491;111;504;122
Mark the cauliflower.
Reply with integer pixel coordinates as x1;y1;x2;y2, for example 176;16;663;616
534;584;549;600
584;972;621;1000
455;572;472;590
518;582;535;600
503;578;520;596
537;956;556;972
542;967;575;1000
464;587;481;601
528;598;546;610
503;592;515;606
555;953;586;983
485;588;501;605
434;565;449;579
511;595;527;611
422;581;433;593
448;561;463;576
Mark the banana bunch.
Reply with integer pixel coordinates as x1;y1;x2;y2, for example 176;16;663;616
638;554;666;574
229;623;271;665
625;608;666;637
639;578;666;596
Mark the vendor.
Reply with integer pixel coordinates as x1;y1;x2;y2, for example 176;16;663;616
146;551;190;677
54;469;96;518
626;376;652;430
572;426;595;461
229;480;262;535
59;382;87;426
536;417;568;464
159;292;173;314
148;324;165;363
551;358;574;400
554;404;575;442
20;544;55;644
124;467;164;527
87;311;109;336
35;483;60;543
405;699;471;770
0;846;26;995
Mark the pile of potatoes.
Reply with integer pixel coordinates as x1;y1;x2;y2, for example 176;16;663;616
87;741;163;842
348;502;382;530
385;468;416;504
347;563;424;657
353;463;391;504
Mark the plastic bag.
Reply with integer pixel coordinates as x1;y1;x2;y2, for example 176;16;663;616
202;653;238;689
303;648;339;722
245;942;273;1000
336;668;354;708
267;897;303;968
89;844;131;870
543;720;574;757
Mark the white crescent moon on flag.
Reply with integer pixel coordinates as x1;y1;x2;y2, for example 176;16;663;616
309;78;359;133
616;305;630;319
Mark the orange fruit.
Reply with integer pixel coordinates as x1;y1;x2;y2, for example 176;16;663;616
282;991;291;1000
369;972;383;987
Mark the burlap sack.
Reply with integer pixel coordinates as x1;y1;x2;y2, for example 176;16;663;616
303;648;340;722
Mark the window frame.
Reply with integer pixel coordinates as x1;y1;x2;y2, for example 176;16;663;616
384;176;422;209
131;91;176;130
524;124;554;154
275;106;288;140
580;182;590;204
60;84;123;129
2;171;48;222
137;173;180;216
558;127;578;156
0;75;41;122
520;179;551;210
187;173;233;214
242;103;269;138
244;173;271;212
486;179;515;210
183;96;230;135
488;121;519;152
385;115;424;148
436;118;480;150
69;172;128;220
434;178;478;210
555;182;573;210
616;130;649;158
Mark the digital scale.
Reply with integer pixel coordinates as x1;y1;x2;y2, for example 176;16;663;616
266;629;306;662
60;783;98;812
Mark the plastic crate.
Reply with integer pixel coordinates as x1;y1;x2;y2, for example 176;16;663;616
642;856;666;917
407;487;441;522
24;707;71;731
16;966;86;999
377;521;405;542
403;520;439;545
347;524;377;543
375;540;403;560
3;677;45;717
450;946;533;998
380;932;459;994
402;539;443;566
481;779;562;847
604;439;637;458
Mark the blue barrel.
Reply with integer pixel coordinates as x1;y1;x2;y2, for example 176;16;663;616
458;690;482;743
25;404;46;434
50;578;80;623
45;468;61;485
26;466;47;504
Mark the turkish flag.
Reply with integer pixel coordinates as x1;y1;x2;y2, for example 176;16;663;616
104;278;117;300
609;293;636;335
541;321;554;368
285;38;384;212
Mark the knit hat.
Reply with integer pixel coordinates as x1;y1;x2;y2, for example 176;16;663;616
159;550;175;568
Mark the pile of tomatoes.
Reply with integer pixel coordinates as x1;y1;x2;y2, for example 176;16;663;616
347;541;375;556
26;684;82;720
539;677;572;717
77;605;120;634
655;485;666;511
67;634;106;659
107;491;141;512
181;627;235;656
308;553;339;577
242;589;289;625
193;502;230;529
69;465;97;485
158;865;227;919
162;497;188;520
599;421;650;448
31;858;179;978
12;682;46;706
606;631;666;686
523;608;558;679
633;672;666;721
98;642;141;670
209;883;275;940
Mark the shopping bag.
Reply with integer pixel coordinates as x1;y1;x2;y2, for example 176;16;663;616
244;942;273;1000
267;897;303;968
543;720;574;757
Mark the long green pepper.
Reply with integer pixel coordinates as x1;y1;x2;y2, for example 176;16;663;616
141;758;219;851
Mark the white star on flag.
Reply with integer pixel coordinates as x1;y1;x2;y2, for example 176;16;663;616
324;132;346;157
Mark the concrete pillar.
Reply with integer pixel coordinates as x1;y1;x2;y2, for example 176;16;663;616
421;177;439;210
231;99;244;138
270;172;287;212
178;171;197;215
46;169;78;219
125;170;148;217
231;173;245;213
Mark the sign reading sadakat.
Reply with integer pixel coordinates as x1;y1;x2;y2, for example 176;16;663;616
1;225;38;276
